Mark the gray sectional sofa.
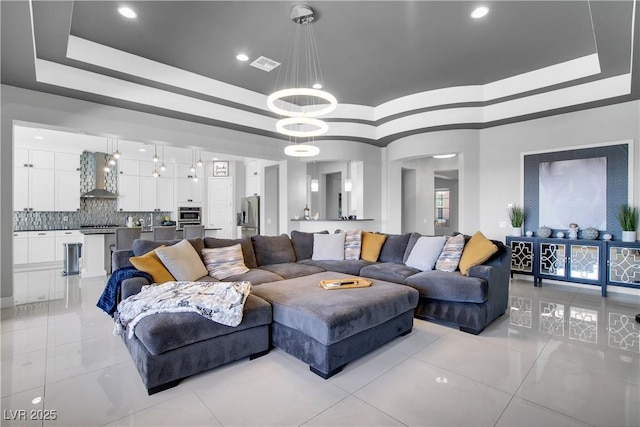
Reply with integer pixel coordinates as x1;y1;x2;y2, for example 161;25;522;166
111;230;510;393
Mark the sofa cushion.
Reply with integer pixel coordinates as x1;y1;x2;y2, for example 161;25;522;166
258;262;325;279
129;246;175;283
359;262;421;283
299;259;373;275
405;236;447;271
360;232;387;262
435;234;466;272
133;294;272;356
290;230;328;261
203;236;258;268
156;239;208;281
312;233;345;260
344;229;362;260
132;238;204;260
404;270;488;303
459;231;498;275
201;244;250;280
227;268;285;286
252;234;296;265
378;233;412;264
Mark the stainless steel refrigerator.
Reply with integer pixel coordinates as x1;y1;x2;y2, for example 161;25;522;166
240;196;260;237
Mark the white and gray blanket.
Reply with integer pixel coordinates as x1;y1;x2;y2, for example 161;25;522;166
114;280;252;338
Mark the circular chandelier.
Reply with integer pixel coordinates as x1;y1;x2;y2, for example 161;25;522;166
284;144;320;157
269;5;336;157
276;117;329;138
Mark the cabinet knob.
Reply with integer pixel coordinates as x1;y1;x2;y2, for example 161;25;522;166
38;233;46;235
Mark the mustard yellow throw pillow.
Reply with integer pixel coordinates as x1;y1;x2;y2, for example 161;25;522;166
360;232;387;262
458;231;498;276
129;246;175;284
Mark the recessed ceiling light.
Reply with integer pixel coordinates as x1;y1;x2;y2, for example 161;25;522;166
471;6;489;19
118;6;137;19
138;148;146;152
212;157;219;160
312;83;323;90
236;53;250;62
433;153;456;159
34;135;44;140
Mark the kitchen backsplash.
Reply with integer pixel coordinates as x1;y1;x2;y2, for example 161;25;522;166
14;151;172;231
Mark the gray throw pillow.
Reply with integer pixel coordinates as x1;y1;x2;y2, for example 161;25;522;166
312;233;346;260
156;239;208;281
405;236;447;271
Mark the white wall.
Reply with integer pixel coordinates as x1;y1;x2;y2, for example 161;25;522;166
479;101;640;241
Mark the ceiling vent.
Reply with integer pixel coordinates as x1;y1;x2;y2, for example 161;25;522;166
250;56;280;72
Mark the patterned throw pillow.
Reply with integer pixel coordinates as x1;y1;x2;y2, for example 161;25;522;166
435;234;466;272
201;244;250;280
344;230;362;260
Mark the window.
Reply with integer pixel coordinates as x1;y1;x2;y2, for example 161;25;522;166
434;189;450;228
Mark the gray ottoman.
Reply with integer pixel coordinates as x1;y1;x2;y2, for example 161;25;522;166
123;293;272;394
252;272;419;378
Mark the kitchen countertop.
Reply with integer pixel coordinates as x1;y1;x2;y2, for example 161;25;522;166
289;219;374;221
78;227;222;235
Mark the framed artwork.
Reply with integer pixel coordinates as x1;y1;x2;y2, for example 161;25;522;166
523;142;630;237
213;161;229;177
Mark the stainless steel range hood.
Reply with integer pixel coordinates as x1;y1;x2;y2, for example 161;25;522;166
81;152;118;199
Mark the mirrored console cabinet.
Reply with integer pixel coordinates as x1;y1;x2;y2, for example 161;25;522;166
505;236;640;297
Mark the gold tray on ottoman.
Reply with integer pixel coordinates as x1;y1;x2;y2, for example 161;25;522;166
319;278;372;290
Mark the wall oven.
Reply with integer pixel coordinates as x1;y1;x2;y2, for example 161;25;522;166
177;206;201;230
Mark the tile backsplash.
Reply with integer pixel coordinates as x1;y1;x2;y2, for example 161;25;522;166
14;151;172;231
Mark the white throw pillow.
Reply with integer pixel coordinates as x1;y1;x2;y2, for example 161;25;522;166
201;244;249;280
405;236;447;271
312;233;346;261
156;239;208;281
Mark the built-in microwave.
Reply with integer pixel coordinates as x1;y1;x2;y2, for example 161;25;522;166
178;206;201;229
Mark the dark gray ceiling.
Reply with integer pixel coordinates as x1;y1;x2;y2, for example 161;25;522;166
1;0;638;145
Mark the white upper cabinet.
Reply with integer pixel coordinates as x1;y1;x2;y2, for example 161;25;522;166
14;149;56;212
54;153;80;211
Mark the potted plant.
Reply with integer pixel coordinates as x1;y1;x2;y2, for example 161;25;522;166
617;204;638;242
508;205;526;237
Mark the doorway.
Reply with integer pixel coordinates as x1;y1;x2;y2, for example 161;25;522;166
434;170;458;236
325;172;342;219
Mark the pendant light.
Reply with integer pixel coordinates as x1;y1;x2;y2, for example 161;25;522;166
160;145;166;172
269;5;336;157
189;149;196;174
197;150;203;168
152;144;159;163
311;161;319;192
112;139;121;159
108;139;116;165
103;139;111;173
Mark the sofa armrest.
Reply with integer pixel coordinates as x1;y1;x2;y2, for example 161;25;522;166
112;249;134;272
121;277;150;299
467;247;511;321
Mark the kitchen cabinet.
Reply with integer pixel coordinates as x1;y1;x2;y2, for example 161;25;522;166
118;174;141;211
14;148;55;212
13;232;29;265
54;230;83;262
176;163;203;205
176;177;203;205
119;160;174;211
28;231;56;264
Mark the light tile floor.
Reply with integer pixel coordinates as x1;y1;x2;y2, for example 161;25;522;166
1;271;639;426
